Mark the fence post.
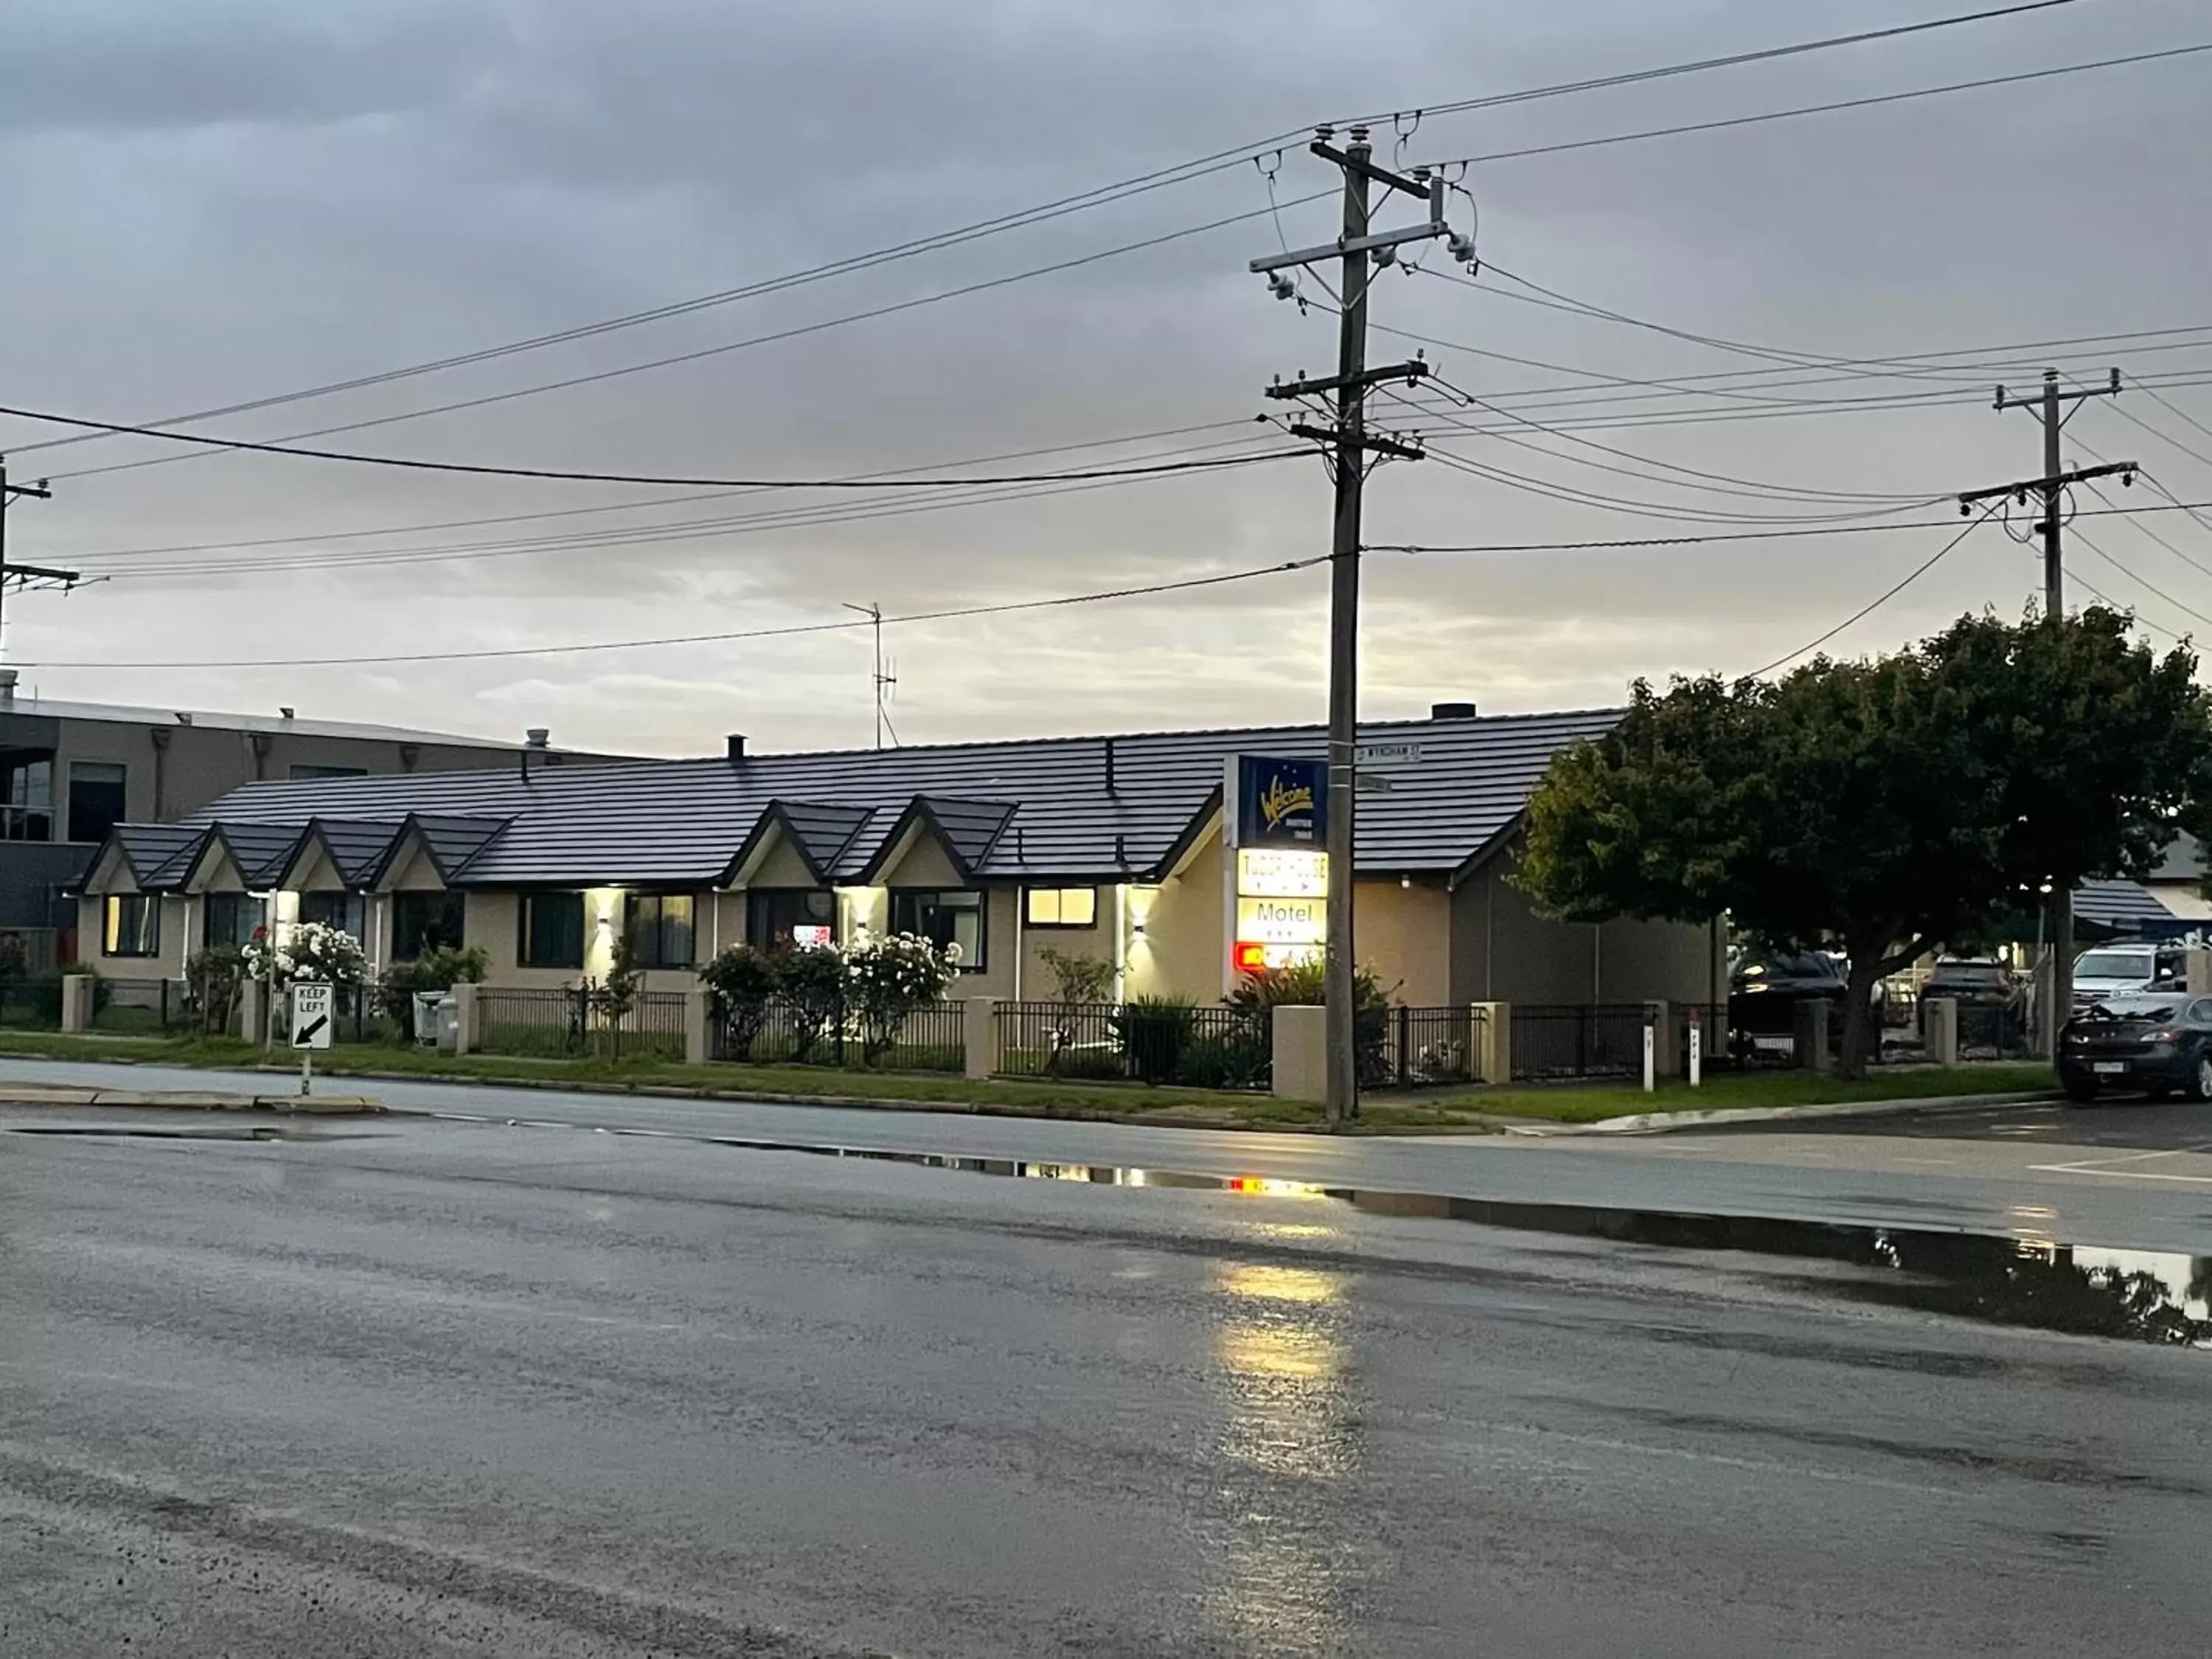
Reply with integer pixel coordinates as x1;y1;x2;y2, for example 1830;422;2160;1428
451;983;479;1055
1271;1004;1328;1102
684;986;712;1066
238;978;265;1045
1470;1002;1510;1084
1793;998;1832;1072
1921;995;1959;1068
964;996;1000;1080
60;972;92;1034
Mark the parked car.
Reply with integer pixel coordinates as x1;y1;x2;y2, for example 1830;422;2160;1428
2058;992;2212;1102
1919;957;2025;1012
1729;950;1850;1057
2073;944;2188;1007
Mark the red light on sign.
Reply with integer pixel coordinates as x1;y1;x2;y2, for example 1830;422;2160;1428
1234;942;1267;971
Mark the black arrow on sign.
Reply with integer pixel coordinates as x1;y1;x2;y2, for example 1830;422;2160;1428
295;1015;328;1046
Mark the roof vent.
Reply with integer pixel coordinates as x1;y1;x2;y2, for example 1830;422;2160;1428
524;728;550;748
279;706;295;720
0;668;16;703
1430;700;1478;720
726;733;747;760
174;710;193;726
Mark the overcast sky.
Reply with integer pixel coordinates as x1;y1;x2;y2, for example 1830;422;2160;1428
1;0;2207;757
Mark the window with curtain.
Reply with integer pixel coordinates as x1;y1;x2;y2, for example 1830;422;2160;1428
103;894;159;957
519;892;585;969
299;891;366;938
392;891;466;959
625;894;695;968
204;892;265;949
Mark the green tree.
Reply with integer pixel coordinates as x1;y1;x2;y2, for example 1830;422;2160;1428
1520;608;2212;1077
698;945;779;1060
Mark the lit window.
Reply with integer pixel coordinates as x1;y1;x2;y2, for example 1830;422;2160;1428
103;894;160;958
1024;888;1098;928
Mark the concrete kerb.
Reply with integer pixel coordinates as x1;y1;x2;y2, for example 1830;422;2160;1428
0;1085;383;1117
1487;1089;2060;1137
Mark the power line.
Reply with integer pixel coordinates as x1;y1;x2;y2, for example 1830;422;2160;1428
1745;503;2000;676
13;1;2083;461
0;403;1306;490
2067;524;2212;628
31;197;1332;484
1423;40;2212;169
13;555;1331;671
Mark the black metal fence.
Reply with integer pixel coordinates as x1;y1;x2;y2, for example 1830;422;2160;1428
91;977;197;1035
994;1001;1271;1091
1955;1000;2034;1060
1374;1004;1480;1088
713;994;964;1073
477;986;689;1062
1509;1003;1652;1082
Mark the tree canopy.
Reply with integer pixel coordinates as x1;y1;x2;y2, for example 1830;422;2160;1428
1518;606;2212;1074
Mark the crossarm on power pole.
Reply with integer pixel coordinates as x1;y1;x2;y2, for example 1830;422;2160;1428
1287;425;1426;461
1957;461;2135;510
1265;361;1430;401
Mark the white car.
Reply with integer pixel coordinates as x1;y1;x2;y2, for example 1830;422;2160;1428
2073;944;2187;1008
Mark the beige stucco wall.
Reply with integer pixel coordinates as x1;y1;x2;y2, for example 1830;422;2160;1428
875;827;963;891
1354;878;1451;1006
1016;886;1118;1001
1127;829;1225;1001
381;838;448;892
743;835;817;889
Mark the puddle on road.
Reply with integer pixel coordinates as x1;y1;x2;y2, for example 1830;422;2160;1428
693;1135;2212;1348
4;1124;360;1143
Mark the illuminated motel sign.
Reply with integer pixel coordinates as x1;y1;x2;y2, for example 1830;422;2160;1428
1222;754;1329;985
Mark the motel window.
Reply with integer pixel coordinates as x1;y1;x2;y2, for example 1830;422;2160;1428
103;894;160;958
393;891;466;959
626;894;695;969
519;892;586;970
2;758;52;842
204;892;264;950
891;888;986;970
66;762;127;845
1023;887;1097;929
299;891;366;939
748;888;838;952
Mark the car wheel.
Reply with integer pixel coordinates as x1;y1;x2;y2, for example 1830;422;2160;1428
2062;1079;2100;1105
2192;1053;2212;1102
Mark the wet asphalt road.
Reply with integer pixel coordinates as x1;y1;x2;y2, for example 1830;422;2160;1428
4;1114;2210;1657
1761;1093;2212;1148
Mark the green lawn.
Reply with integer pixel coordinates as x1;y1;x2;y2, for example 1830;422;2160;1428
0;1030;2054;1131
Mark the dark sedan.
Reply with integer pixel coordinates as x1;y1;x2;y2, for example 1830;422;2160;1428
2058;994;2212;1103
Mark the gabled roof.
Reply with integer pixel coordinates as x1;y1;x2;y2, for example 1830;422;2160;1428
109;824;209;891
857;796;1017;883
206;821;308;888
411;814;511;884
312;818;408;886
723;801;875;886
177;709;1620;887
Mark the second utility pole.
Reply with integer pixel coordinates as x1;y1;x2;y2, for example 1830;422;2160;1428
1957;367;2132;1050
1253;126;1454;1124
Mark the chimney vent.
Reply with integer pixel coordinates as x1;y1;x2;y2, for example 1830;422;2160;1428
0;668;17;703
1429;700;1478;720
726;733;747;760
279;706;295;720
524;728;550;749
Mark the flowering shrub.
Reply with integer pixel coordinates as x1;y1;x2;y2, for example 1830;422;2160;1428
242;921;366;988
845;931;958;1061
773;942;849;1062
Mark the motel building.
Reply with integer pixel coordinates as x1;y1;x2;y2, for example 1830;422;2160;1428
72;705;1720;1014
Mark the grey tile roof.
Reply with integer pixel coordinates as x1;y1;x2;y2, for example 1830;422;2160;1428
0;692;623;752
161;709;1618;887
738;802;875;883
116;824;210;891
212;822;308;888
411;815;513;882
307;819;408;887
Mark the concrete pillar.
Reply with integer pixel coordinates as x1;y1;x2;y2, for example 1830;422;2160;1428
964;996;1001;1080
1921;995;1959;1068
1644;999;1676;1078
451;982;479;1056
60;973;93;1034
238;978;266;1046
684;986;712;1066
2185;948;2212;995
1470;1002;1511;1085
1271;1004;1328;1103
1793;998;1832;1073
